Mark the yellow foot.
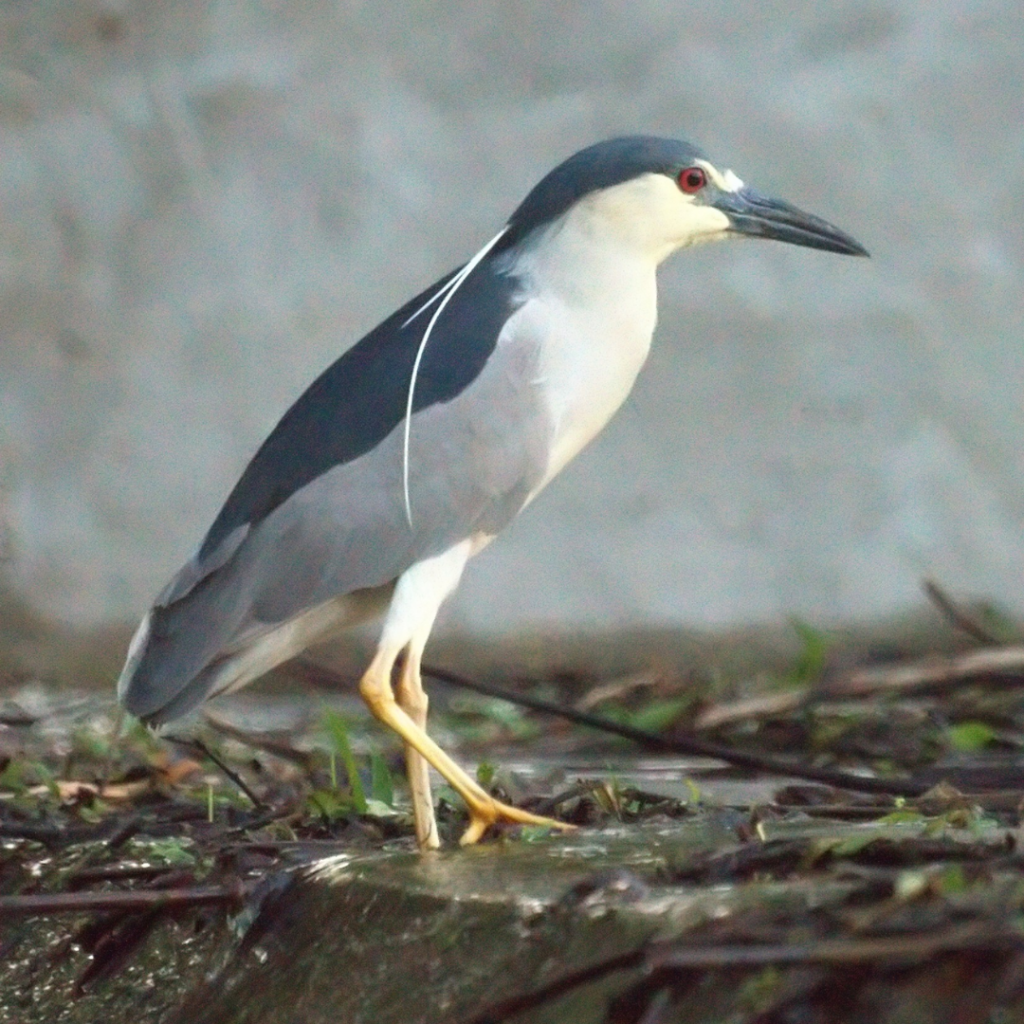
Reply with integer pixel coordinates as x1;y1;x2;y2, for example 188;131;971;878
459;798;576;846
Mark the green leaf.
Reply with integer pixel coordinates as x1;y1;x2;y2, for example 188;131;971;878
476;760;496;788
436;784;460;808
946;721;997;752
624;697;691;734
822;832;880;858
308;788;349;820
788;618;830;685
370;752;394;806
518;824;557;842
364;798;398;818
0;759;29;795
448;696;539;741
321;710;367;813
877;809;926;825
937;863;968;894
143;837;197;867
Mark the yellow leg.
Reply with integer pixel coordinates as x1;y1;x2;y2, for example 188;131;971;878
395;649;440;850
360;648;574;846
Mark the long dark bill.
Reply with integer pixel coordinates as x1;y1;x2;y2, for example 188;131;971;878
715;187;869;256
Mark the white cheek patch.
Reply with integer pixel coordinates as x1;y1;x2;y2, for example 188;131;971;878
721;169;744;192
697;160;744;193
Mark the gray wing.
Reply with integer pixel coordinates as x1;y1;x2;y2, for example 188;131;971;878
239;325;552;626
119;283;551;721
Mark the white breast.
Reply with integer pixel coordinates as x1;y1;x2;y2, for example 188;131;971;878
535;282;657;487
500;223;661;500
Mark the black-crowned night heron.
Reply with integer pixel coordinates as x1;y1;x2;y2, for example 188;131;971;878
119;136;868;849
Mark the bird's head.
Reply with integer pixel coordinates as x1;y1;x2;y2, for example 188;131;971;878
504;136;868;264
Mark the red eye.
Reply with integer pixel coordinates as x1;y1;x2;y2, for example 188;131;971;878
677;166;706;194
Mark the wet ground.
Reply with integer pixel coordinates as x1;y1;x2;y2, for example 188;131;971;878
3;612;1024;1022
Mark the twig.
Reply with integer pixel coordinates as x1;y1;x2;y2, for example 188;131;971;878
923;578;1007;646
202;710;316;769
104;812;143;851
165;735;265;810
7;779;155;803
647;921;1019;969
694;691;807;730
574;669;662;711
67;864;179;887
292;657;1024;799
223;804;302;836
464;922;1021;1023
697;643;1024;728
418;664;935;798
837;646;1024;697
0;880;251;919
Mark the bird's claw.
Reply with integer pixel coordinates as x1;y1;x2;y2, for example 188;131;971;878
458;798;576;846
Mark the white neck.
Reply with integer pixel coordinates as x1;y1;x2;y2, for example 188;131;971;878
495;171;732;499
504;210;663;494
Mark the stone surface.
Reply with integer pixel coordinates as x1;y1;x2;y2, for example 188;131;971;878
2;1;1022;658
164;815;1009;1024
169;822;747;1024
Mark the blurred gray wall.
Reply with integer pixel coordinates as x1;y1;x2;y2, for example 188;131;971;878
1;0;1022;660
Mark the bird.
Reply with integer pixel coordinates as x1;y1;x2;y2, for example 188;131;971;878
118;135;868;850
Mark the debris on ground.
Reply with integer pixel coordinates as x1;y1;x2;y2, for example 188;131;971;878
1;582;1023;1022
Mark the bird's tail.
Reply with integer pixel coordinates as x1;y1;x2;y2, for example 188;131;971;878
118;590;384;726
116;608;228;725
